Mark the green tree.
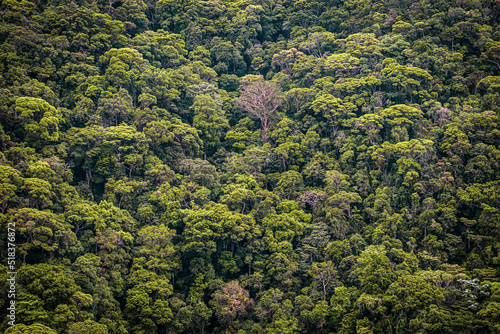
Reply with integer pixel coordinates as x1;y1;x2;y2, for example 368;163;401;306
310;94;357;129
325;53;360;76
125;269;173;333
133;224;179;277
357;245;394;294
384;275;445;333
95;88;134;127
67;320;109;334
13;208;78;263
5;323;57;334
210;39;246;75
190;94;229;155
143;118;202;164
262;200;311;254
272;48;306;75
115;0;149;34
381;59;432;102
13;97;62;148
0;165;22;213
378;104;423;142
182;202;260;256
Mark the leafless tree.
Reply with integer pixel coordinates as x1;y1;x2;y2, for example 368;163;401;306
236;80;283;142
298;190;326;215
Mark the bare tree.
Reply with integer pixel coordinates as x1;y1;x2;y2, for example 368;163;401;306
298;190;325;215
236;80;283;141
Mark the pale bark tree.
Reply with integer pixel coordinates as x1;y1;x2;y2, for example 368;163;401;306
236;80;283;142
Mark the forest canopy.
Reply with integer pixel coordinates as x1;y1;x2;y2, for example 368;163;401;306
1;0;500;333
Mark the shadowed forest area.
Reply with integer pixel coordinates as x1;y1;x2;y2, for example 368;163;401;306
1;0;500;333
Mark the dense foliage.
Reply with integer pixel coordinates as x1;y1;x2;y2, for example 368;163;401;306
1;0;500;333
